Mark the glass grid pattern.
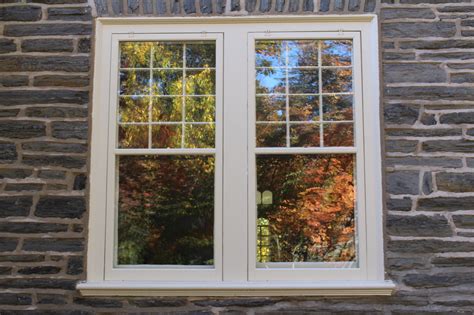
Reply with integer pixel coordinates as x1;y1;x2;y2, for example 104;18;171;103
117;42;216;149
255;40;354;148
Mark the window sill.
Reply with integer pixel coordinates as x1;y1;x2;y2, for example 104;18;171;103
77;280;395;296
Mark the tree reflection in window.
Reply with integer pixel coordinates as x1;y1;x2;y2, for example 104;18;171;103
255;39;357;266
116;41;216;266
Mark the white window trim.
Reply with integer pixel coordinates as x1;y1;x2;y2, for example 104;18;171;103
79;14;395;296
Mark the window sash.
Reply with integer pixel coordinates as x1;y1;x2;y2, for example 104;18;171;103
104;33;224;281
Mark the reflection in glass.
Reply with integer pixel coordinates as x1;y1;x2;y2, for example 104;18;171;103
120;42;152;68
287;40;318;67
288;69;319;94
256;154;356;264
186;43;216;68
322;68;352;93
186;69;216;95
323;123;354;147
185;124;215;148
256;68;285;94
321;40;352;66
151;97;182;122
290;123;320;147
152;70;183;95
256;123;286;147
185;96;215;122
256;96;286;121
118;125;148;148
256;41;286;67
151;125;182;148
117;155;214;265
118;40;217;150
289;95;319;121
323;95;353;121
120;70;150;95
153;43;183;68
119;96;149;123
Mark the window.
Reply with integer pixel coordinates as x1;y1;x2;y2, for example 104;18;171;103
80;16;394;296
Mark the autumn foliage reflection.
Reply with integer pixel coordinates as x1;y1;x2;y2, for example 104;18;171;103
257;154;356;263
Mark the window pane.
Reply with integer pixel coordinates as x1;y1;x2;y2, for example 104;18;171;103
323;95;353;121
117;155;214;265
151;125;182;148
289;95;319;121
256;123;286;147
287;40;318;67
153;42;183;68
255;41;286;67
323;123;354;147
321;40;352;66
186;43;216;68
185;124;215;148
322;68;352;93
120;70;149;95
118;125;148;148
151;97;182;122
119;96;149;123
256;95;286;121
185;96;215;123
186;69;216;95
120;42;152;68
288;69;319;94
152;70;183;95
290;123;320;147
256;68;285;94
256;154;356;265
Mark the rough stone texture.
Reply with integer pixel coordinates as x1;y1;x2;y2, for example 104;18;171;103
0;0;472;313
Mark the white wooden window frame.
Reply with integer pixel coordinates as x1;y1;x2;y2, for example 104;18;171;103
79;15;395;296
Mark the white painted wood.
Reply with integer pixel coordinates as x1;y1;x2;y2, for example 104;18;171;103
85;15;388;294
77;280;395;296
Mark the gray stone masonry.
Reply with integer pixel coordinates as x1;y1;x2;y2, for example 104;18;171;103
0;0;474;313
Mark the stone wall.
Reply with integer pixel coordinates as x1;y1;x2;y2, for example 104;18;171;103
0;0;473;313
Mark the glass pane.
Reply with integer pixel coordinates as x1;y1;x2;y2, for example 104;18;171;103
287;40;318;67
289;95;319;121
290;123;320;147
322;68;352;93
256;154;356;265
119;70;150;95
151;97;182;122
255;41;286;67
256;123;286;147
151;125;181;148
119;96;149;123
118;125;148;148
185;96;215;122
153;42;183;68
322;40;352;66
117;155;214;265
323;95;353;121
120;42;152;68
256;68;285;94
185;124;215;148
323;123;354;147
288;69;319;94
152;70;183;96
186;43;216;68
256;95;286;122
186;69;215;95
